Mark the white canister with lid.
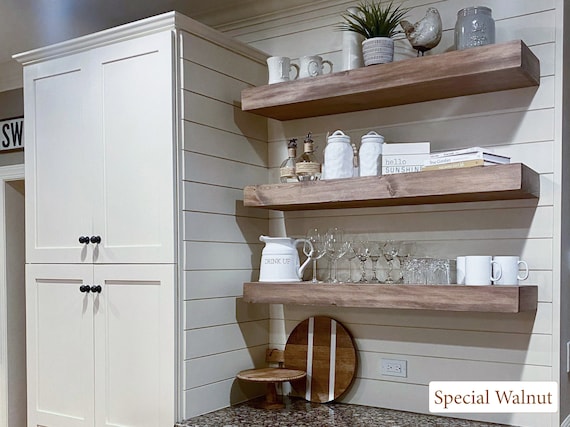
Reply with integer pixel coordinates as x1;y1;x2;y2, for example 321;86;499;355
324;130;354;179
359;131;384;176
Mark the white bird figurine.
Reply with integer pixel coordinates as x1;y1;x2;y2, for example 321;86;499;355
400;7;443;56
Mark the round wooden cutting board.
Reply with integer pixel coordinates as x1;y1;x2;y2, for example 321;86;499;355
284;316;357;403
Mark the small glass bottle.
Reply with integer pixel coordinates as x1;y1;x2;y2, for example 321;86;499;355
455;6;495;50
296;132;321;181
279;138;299;183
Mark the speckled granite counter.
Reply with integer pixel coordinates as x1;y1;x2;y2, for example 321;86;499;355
177;397;512;427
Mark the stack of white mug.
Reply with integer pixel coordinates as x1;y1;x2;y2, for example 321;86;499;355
456;255;529;285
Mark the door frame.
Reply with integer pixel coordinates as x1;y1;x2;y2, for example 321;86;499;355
0;163;25;427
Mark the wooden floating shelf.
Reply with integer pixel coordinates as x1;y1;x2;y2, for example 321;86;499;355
241;40;540;120
243;163;540;211
243;282;538;313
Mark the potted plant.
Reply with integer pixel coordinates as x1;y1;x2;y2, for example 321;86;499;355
338;1;410;65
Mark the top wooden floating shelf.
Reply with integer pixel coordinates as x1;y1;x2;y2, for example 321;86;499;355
243;163;539;211
241;40;540;120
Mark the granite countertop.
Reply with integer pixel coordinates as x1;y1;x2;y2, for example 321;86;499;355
177;397;512;427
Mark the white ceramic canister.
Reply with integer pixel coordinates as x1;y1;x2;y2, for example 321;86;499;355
324;130;354;179
359;131;384;176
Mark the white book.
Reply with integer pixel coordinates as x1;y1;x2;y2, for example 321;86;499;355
430;146;510;163
425;151;510;166
382;142;430;155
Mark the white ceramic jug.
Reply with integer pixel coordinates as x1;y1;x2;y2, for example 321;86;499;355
259;235;313;282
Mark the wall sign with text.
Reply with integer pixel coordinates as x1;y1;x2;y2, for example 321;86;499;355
0;117;24;152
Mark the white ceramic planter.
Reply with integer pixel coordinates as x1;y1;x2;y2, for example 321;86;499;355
362;37;395;65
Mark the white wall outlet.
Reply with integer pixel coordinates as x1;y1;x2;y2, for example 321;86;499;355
381;358;407;378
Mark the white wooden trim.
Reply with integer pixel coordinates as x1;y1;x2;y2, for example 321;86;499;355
0;164;24;427
13;11;267;66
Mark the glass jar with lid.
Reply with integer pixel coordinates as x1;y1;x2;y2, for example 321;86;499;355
455;6;495;50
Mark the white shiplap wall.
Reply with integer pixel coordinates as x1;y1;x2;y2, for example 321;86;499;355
219;0;566;426
178;30;271;417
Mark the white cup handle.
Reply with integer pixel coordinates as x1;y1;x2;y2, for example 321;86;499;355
290;63;300;80
491;261;502;282
323;60;333;74
517;260;529;280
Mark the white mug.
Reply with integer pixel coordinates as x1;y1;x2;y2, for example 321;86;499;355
456;256;466;285
267;56;299;84
299;55;333;78
464;256;501;285
493;256;529;285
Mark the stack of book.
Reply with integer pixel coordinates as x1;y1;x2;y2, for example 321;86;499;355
422;147;510;171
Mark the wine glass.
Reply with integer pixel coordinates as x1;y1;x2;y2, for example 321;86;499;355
382;240;399;284
395;241;416;283
351;240;369;283
325;228;349;283
304;228;326;283
367;241;383;283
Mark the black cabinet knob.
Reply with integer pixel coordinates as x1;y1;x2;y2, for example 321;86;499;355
79;285;91;293
78;236;90;244
90;285;102;293
90;236;101;244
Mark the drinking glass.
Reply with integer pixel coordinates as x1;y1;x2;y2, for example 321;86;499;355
382;240;399;284
351;240;369;283
304;228;326;283
367;241;383;283
395;241;416;283
325;228;349;283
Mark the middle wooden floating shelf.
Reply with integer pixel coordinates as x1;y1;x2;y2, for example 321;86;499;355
243;282;538;313
243;163;539;211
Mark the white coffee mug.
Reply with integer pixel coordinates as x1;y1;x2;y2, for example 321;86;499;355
299;55;333;78
267;56;300;84
456;256;466;285
493;256;529;285
464;255;501;285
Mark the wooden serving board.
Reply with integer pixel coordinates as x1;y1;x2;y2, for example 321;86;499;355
284;316;357;403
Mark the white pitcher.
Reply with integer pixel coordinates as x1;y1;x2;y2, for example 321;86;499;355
259;235;313;282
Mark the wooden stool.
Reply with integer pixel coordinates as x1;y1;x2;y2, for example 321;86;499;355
236;349;306;409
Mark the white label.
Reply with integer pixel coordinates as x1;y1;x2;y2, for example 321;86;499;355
429;381;557;413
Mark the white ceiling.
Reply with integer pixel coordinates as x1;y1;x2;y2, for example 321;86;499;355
0;0;305;65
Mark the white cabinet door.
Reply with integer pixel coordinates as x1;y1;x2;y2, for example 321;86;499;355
25;31;176;265
93;264;175;427
90;31;176;264
26;264;95;427
24;54;98;264
26;264;175;427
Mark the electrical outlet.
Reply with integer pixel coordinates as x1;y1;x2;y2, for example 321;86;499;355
381;358;407;378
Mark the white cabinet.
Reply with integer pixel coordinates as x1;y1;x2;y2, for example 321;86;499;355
26;264;175;427
15;11;270;423
19;19;178;427
23;31;175;265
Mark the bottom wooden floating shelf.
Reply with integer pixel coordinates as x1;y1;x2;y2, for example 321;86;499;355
243;282;537;313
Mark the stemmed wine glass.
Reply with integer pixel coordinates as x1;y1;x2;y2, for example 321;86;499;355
395;241;416;283
382;240;399;284
351;240;369;283
304;228;326;283
324;227;349;283
368;241;383;283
